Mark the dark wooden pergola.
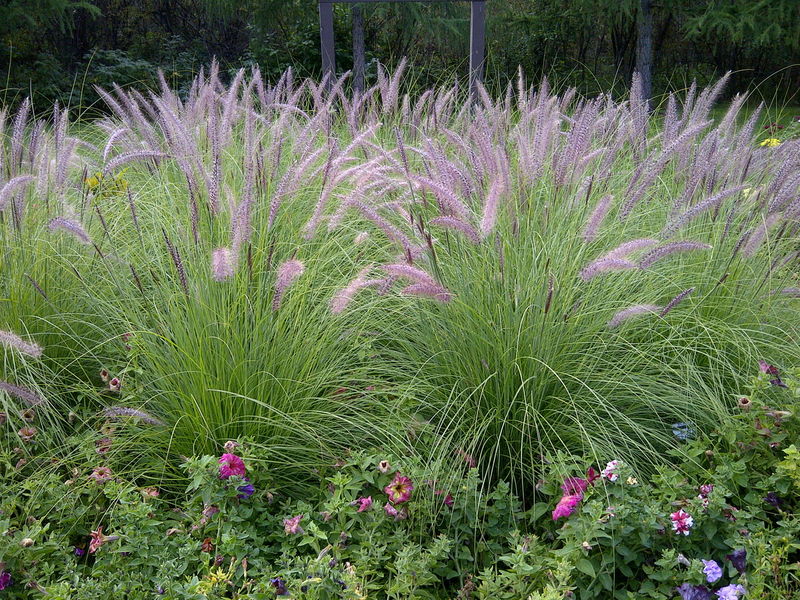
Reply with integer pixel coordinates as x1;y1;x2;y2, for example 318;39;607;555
318;0;486;99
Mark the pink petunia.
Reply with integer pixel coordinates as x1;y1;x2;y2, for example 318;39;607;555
384;473;414;504
670;509;694;535
88;466;113;484
552;493;582;520
434;489;454;507
354;496;373;512
283;514;304;535
218;453;246;479
383;502;408;521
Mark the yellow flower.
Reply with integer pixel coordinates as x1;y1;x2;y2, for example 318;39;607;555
760;138;781;147
626;476;638;486
85;171;104;189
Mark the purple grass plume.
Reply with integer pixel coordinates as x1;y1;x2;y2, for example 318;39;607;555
429;216;480;244
330;267;377;314
601;238;659;260
211;247;235;282
0;381;43;406
773;287;800;297
639;242;712;268
103;406;163;426
582;194;613;242
273;259;305;310
660;288;695;317
382;263;437;285
607;304;662;329
48;217;92;245
401;282;453;303
0;330;43;358
580;258;638;282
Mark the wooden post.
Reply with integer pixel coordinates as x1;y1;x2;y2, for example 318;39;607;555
469;0;486;103
319;2;336;89
318;0;486;96
352;4;366;94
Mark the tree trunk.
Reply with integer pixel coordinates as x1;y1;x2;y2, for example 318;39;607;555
636;0;654;105
352;4;366;94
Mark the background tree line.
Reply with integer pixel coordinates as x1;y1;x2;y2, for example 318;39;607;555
1;0;798;113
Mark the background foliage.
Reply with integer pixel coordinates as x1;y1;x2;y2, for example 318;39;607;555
1;0;798;113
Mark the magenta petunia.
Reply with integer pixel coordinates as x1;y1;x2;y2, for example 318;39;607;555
354;496;373;512
552;493;582;520
670;509;694;535
561;477;589;495
384;473;414;504
218;453;246;479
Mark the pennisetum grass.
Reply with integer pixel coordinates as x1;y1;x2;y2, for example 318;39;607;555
0;62;798;498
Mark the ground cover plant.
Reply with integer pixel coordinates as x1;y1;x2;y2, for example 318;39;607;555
0;64;799;597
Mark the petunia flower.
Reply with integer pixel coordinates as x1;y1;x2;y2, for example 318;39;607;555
237;478;255;499
561;477;589;495
759;360;788;387
699;484;714;497
0;571;11;590
354;496;373;512
716;584;746;600
377;460;391;473
270;577;289;596
383;502;408;521
223;440;240;452
600;460;620;482
89;527;119;553
74;546;85;557
283;514;304;535
88;466;114;484
17;426;37;442
108;377;121;392
586;466;600;485
726;548;746;574
552;493;582;520
702;559;723;583
95;437;112;454
434;489;454;507
670;509;694;535
218;453;246;479
384;473;414;504
676;583;713;600
764;491;782;508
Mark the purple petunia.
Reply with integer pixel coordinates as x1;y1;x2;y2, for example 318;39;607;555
0;571;11;590
716;584;746;600
237;478;255;499
702;559;723;583
726;548;747;574
270;577;289;596
676;583;713;600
